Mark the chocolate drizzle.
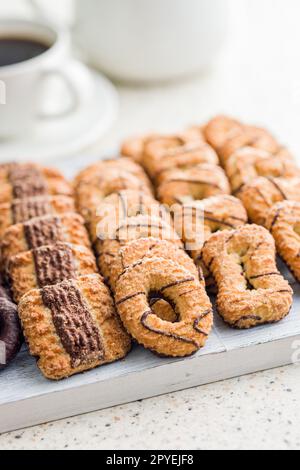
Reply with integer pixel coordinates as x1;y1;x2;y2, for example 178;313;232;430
12;198;52;224
33;243;76;288
24;216;64;250
160;277;195;293
42;281;104;368
9;165;48;199
266;177;287;200
141;310;199;347
249;272;280;280
116;291;145;306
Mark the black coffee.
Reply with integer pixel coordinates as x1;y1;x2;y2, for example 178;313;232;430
0;38;50;67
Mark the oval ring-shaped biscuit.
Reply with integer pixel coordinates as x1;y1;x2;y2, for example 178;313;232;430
115;258;213;357
225;147;300;194
157;164;230;207
239;177;300;226
202;225;293;329
99;237;200;292
265;201;300;283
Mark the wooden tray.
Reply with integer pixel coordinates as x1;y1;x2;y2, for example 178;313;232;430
1;155;299;434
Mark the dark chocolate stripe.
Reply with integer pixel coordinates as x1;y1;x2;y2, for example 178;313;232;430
249;272;280;280
266;177;287;200
24;216;64;250
12;198;52;224
42;281;104;368
117;192;128;219
269;208;283;232
160;277;195;293
234;315;262;327
166;178;222;190
116;291;145;306
33;243;76;288
163;144;207;158
141;310;199;347
193;309;212;336
9;165;48;199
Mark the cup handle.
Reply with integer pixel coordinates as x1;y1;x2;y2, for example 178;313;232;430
37;60;94;120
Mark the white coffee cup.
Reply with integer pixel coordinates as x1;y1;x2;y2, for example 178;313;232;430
73;0;229;83
0;18;94;138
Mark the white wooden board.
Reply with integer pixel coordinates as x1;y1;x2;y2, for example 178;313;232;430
0;154;299;434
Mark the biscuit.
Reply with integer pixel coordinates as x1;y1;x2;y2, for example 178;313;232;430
18;274;131;380
88;190;163;243
265;201;300;282
157;164;231;207
0;162;72;204
143;137;218;181
239;177;300;226
9;242;97;302
99;237;199;292
219;126;280;164
204;115;244;150
75;169;153;223
0;281;23;370
0;195;76;239
115;257;213;357
74;158;151;189
202;225;293;328
174;195;248;289
225;147;300;194
1;213;91;265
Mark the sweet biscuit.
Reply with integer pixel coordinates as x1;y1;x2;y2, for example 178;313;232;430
99;237;199;292
115;257;213;357
88;190;163;244
157;164;230;207
265;201;300;282
75;169;153;223
9;242;97;302
0;195;76;239
0;162;72;204
1;213;91;265
225;147;300;194
174;195;248;289
239;177;300;226
204;115;244;150
143;137;218;181
18;274;131;380
202;225;293;328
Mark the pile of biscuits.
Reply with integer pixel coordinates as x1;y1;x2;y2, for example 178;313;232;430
204;116;300;284
122;120;294;328
74;158;213;358
0;163;130;380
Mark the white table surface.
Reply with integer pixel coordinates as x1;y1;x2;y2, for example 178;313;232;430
0;0;300;450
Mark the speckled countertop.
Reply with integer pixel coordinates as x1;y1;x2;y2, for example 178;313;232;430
0;366;299;450
1;0;300;451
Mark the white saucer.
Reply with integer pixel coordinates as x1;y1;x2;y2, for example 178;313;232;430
0;69;119;163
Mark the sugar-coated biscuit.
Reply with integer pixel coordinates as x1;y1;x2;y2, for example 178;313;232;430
225;147;300;194
202;225;293;328
0;195;76;239
75;169;153;223
0;162;72;204
1;213;91;265
174;195;248;289
115;257;213;357
88;190;163;243
143;136;218;181
9;242;97;302
239;177;300;226
157;164;230;207
18;274;131;380
265;201;300;283
99;237;199;292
